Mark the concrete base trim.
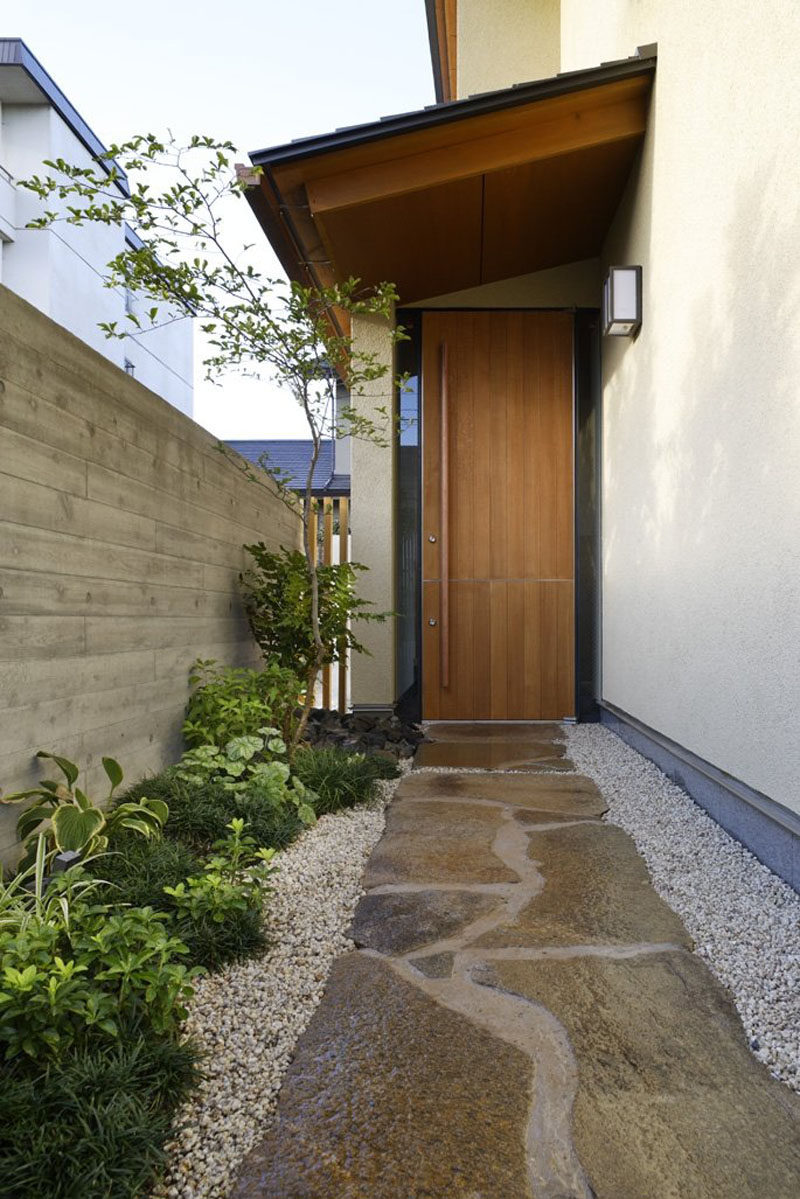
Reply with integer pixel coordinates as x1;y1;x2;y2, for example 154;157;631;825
352;703;396;719
599;702;800;892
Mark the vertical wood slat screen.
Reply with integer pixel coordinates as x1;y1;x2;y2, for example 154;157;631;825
311;496;350;714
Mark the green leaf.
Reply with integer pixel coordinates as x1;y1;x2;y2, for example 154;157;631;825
51;805;105;852
102;757;124;790
143;797;169;826
117;817;156;839
16;805;53;840
35;751;79;786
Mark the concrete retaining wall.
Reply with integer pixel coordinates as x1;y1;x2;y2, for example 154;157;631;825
0;285;300;861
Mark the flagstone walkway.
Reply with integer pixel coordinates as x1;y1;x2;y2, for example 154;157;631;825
233;724;800;1198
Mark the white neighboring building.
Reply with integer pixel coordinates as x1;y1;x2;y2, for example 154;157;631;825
0;38;193;415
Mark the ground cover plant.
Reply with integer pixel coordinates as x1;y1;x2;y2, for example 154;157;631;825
0;1028;201;1199
294;745;399;815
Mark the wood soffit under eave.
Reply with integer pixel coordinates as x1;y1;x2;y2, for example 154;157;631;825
254;70;653;304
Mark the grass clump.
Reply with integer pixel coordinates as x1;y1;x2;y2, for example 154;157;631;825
120;772;303;854
294;746;399;815
0;1029;201;1199
90;832;203;912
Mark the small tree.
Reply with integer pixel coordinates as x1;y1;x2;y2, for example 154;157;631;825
22;135;406;747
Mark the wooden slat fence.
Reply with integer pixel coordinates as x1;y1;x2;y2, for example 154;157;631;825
308;496;350;713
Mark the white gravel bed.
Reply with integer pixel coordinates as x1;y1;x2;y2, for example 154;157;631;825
567;723;800;1092
156;773;401;1199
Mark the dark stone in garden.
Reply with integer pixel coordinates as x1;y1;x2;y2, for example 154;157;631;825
304;708;425;760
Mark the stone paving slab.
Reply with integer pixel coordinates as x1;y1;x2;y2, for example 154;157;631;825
415;739;572;770
408;950;455;979
362;798;518;886
350;889;500;955
479;951;800;1198
425;721;564;743
475;822;693;949
396;769;607;815
232;953;533;1199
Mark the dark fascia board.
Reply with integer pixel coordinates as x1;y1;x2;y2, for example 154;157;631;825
424;0;446;105
0;38;130;198
249;47;657;168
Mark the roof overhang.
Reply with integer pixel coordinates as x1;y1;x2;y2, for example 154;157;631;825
246;49;656;308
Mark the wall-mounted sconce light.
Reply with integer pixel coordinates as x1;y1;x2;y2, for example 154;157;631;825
603;266;642;336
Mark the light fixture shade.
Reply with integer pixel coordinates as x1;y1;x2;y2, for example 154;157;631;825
603;265;642;336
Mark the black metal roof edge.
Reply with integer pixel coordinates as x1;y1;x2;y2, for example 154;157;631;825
0;37;130;198
424;0;445;105
249;47;657;167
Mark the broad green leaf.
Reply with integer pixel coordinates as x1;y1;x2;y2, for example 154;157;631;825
17;805;54;839
143;797;169;826
35;751;79;786
52;805;105;852
102;757;124;790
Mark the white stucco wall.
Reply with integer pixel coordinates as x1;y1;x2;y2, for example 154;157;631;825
0;102;193;415
457;0;561;97
558;1;800;815
349;312;396;708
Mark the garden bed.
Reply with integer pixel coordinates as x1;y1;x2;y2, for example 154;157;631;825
0;658;403;1199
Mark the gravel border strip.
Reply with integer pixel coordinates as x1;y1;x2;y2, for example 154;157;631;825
567;723;800;1092
156;771;404;1199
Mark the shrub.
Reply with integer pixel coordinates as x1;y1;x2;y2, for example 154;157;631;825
241;544;385;684
183;657;302;748
0;1029;200;1199
0;852;202;1063
293;746;399;815
163;820;276;970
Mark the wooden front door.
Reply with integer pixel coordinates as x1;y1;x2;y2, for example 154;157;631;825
421;311;575;720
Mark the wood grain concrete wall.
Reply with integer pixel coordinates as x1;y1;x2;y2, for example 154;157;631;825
0;285;300;861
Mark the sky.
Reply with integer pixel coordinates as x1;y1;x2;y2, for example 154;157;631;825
7;1;435;437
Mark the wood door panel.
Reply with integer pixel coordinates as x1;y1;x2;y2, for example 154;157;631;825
423;579;574;720
422;311;574;720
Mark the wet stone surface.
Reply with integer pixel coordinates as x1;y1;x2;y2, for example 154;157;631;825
414;739;572;770
362;799;519;887
231;953;532;1199
511;807;602;825
475;822;693;949
480;951;800;1199
396;770;607;815
408;951;455;979
350;889;500;956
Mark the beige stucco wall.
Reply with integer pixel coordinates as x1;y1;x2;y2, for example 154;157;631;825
558;1;800;815
410;257;601;309
349;312;396;707
457;0;561;97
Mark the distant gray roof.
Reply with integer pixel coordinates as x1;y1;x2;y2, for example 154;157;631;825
226;439;350;496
